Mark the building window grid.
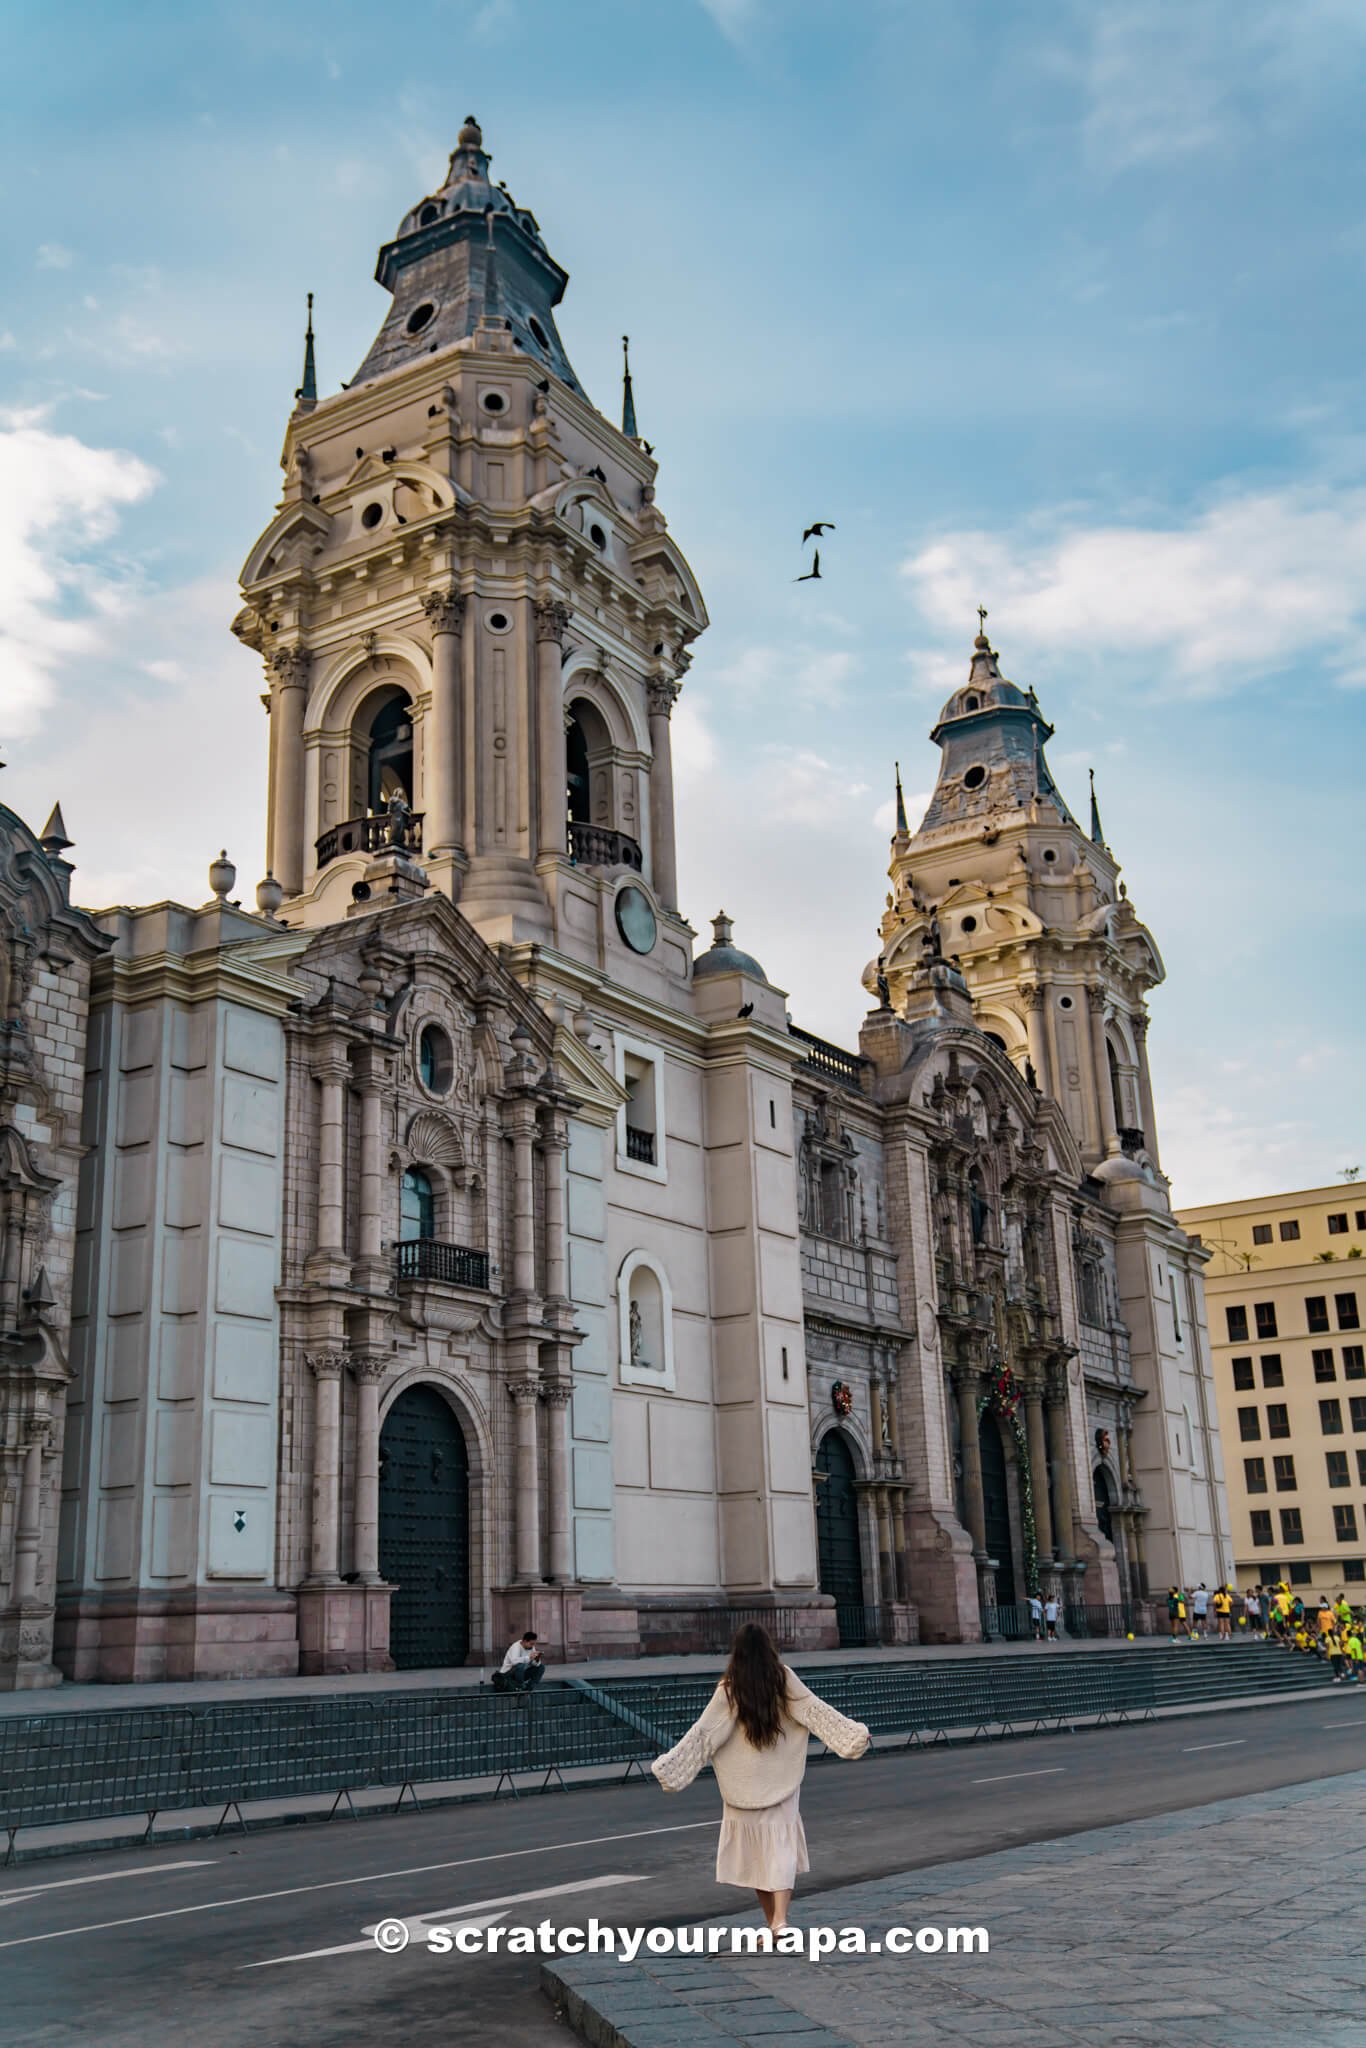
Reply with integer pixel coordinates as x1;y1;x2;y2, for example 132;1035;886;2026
1307;1297;1330;1334
1326;1451;1350;1488
1351;1396;1366;1434
1227;1305;1250;1344
1255;1303;1279;1340
1279;1220;1301;1242
1334;1504;1360;1544
1260;1354;1284;1388
1313;1348;1337;1382
1328;1214;1348;1235
1238;1406;1261;1442
1244;1456;1267;1494
1337;1293;1361;1332
1272;1454;1297;1492
1252;1224;1273;1246
1320;1398;1345;1436
1279;1507;1304;1546
1266;1403;1290;1439
1249;1509;1274;1548
1345;1346;1366;1380
1232;1357;1255;1390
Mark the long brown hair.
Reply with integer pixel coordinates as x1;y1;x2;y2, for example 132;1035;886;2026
722;1623;789;1749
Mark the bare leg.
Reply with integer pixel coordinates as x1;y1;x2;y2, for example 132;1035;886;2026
755;1888;775;1927
771;1887;793;1929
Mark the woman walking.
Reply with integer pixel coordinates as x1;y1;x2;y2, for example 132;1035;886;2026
651;1623;870;1940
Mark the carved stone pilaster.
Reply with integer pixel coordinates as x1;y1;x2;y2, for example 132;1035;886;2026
307;1350;347;1381
270;645;310;689
646;678;681;720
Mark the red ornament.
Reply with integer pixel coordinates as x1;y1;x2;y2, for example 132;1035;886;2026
832;1381;853;1418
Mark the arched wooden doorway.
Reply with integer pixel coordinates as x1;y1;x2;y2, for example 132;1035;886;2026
815;1429;868;1646
978;1410;1018;1606
379;1384;470;1669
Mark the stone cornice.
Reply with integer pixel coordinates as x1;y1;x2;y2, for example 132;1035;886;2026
90;928;308;1018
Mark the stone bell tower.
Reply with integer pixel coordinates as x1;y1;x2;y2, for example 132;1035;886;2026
233;115;706;968
870;621;1165;1178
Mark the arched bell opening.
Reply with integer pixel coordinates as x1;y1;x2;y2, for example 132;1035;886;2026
364;688;414;813
564;693;642;872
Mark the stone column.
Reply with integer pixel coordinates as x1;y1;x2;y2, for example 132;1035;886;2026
314;1056;349;1259
269;646;309;897
11;1418;52;1606
356;1057;385;1270
869;1375;886;1466
540;1107;569;1314
1088;985;1119;1155
421;589;466;856
891;1486;911;1603
873;1485;895;1609
534;600;571;860
1021;983;1048;1091
307;1352;346;1582
954;1369;987;1556
1046;1378;1076;1563
507;1098;539;1298
511;1378;543;1583
1133;1013;1160;1164
646;678;680;910
351;1355;386;1583
544;1383;574;1584
1024;1384;1054;1562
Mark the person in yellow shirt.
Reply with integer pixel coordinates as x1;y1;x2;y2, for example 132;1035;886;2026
1335;1595;1353;1627
1345;1632;1365;1682
1317;1599;1336;1636
1212;1587;1233;1641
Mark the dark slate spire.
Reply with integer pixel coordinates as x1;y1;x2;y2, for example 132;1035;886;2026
621;334;638;438
1089;767;1106;846
918;625;1079;834
894;761;908;834
39;803;72;855
296;291;317;408
349;116;583;395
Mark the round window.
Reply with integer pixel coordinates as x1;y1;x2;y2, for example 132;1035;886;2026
1059;995;1074;1011
615;885;657;956
960;915;978;933
963;765;987;790
361;503;383;530
589;523;608;551
486;610;511;632
406;302;436;336
528;315;550;349
481;391;507;414
1043;848;1057;863
418;1023;454;1094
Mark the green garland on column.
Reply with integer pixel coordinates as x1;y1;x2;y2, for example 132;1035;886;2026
977;1380;1041;1600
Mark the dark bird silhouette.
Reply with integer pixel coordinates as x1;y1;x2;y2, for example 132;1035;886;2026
795;551;822;582
802;521;836;543
382;448;396;462
588;464;607;482
641;440;655;456
737;1002;754;1019
536;378;550;392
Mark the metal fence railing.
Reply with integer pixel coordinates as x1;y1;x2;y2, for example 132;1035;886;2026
12;1638;1293;1858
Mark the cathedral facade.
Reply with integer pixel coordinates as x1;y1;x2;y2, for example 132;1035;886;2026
0;120;1227;1683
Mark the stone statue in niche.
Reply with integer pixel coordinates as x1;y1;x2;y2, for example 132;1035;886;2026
629;1297;645;1367
970;1180;991;1246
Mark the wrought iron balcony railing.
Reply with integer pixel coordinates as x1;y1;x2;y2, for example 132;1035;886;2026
316;808;424;869
396;1238;490;1290
789;1024;870;1093
625;1125;656;1165
567;821;642;871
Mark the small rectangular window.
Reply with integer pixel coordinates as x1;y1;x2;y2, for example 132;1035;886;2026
1307;1296;1330;1334
1255;1302;1278;1340
1320;1398;1344;1436
1344;1346;1366;1380
1326;1450;1350;1488
1249;1509;1273;1547
781;1345;789;1381
1358;1449;1366;1487
1266;1403;1291;1439
1252;1224;1273;1245
1238;1406;1261;1442
1351;1396;1366;1434
1226;1305;1250;1343
1280;1507;1304;1545
1346;1558;1366;1583
1272;1454;1297;1492
1243;1457;1267;1493
1355;1210;1366;1232
1289;1561;1313;1585
1280;1220;1301;1241
1336;1292;1361;1332
769;1099;776;1128
1328;1213;1349;1235
1335;1504;1359;1543
1232;1358;1255;1390
1313;1348;1337;1382
1260;1354;1284;1388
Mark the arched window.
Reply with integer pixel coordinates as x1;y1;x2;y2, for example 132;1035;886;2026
400;1166;435;1242
1106;1039;1124;1132
566;708;591;826
564;693;642;870
617;1250;675;1389
969;1167;992;1246
367;693;413;813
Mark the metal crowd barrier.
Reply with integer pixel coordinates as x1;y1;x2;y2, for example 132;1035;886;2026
0;1656;1158;1859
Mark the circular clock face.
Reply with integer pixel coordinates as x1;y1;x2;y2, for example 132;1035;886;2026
615;885;657;955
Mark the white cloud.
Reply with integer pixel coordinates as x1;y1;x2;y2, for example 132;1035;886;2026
901;483;1366;696
0;409;158;735
709;640;857;707
698;0;759;47
35;242;74;269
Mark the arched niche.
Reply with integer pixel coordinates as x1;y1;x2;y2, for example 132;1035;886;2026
617;1249;675;1390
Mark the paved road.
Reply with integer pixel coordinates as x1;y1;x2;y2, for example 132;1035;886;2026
4;1694;1363;2046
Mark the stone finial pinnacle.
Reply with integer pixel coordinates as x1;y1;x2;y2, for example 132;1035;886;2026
622;334;638;439
39;802;73;855
711;909;734;948
1089;766;1106;847
894;761;908;836
295;290;317;407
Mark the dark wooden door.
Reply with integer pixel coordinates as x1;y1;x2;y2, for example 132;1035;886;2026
978;1410;1017;1605
815;1429;868;1646
379;1385;470;1669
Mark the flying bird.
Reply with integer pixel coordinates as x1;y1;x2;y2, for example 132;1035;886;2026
737;1002;754;1019
795;551;822;582
802;521;836;543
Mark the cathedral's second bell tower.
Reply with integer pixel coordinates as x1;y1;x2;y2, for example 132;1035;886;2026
233;116;706;966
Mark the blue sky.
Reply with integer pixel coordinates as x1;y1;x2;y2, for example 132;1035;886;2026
1;0;1362;1205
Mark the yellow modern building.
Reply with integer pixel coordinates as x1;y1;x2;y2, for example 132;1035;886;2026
1177;1183;1366;1600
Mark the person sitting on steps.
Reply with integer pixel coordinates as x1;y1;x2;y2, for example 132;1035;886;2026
492;1630;544;1693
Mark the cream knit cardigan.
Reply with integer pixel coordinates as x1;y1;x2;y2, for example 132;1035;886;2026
651;1669;870;1809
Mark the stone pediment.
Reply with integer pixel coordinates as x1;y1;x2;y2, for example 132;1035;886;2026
547;1023;628;1129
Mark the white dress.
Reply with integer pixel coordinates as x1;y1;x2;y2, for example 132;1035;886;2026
715;1784;810;1890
